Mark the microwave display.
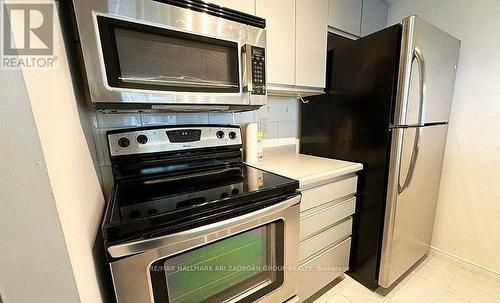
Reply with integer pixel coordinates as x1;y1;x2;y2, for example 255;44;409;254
97;16;240;93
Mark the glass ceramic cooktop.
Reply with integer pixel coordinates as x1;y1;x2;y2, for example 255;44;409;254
113;164;296;222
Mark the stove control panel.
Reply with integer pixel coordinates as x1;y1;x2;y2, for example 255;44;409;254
108;125;242;157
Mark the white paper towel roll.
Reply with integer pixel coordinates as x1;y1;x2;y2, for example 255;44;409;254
245;122;263;163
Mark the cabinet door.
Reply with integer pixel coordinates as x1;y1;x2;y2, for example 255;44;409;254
296;0;328;88
361;0;388;36
328;0;362;37
256;0;295;86
208;0;255;15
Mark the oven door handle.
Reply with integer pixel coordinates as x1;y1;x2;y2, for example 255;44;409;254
108;194;301;258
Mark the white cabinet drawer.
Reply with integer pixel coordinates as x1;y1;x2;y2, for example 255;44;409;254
299;238;351;300
300;197;356;241
301;176;357;213
300;218;352;262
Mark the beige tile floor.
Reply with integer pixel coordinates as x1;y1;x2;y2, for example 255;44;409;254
314;255;500;303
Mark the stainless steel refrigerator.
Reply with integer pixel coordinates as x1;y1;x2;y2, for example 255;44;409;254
300;16;460;289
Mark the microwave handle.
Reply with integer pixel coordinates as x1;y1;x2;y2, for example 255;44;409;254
242;44;253;93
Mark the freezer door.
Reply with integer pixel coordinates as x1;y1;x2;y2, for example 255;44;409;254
393;16;460;127
379;124;448;287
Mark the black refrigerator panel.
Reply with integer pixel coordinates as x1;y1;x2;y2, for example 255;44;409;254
300;25;402;289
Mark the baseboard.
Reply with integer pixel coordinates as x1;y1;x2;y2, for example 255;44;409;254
429;246;500;280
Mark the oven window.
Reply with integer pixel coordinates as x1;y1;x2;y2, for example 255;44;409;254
150;221;284;303
97;16;240;93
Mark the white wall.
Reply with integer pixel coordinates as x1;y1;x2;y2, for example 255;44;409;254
0;35;82;303
1;1;107;302
21;4;106;302
388;0;500;274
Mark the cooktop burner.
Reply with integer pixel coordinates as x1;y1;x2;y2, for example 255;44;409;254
102;125;299;245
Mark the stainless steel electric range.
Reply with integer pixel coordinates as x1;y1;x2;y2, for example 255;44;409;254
102;125;301;303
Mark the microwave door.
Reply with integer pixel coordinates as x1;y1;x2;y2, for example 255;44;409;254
97;16;241;94
70;0;267;109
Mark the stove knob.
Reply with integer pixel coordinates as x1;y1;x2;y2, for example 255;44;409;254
137;134;148;144
229;131;237;140
216;131;225;139
117;137;130;148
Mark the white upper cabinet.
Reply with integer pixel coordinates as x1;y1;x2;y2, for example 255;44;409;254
256;0;296;87
296;0;328;88
328;0;362;37
361;0;388;36
208;0;255;15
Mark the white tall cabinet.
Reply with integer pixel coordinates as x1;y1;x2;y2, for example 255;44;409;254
328;0;388;38
361;0;389;36
328;0;363;37
295;0;328;89
256;0;296;87
256;0;327;95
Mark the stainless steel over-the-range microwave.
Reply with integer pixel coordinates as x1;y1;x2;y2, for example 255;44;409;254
70;0;267;111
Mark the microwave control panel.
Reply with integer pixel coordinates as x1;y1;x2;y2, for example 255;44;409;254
250;46;266;95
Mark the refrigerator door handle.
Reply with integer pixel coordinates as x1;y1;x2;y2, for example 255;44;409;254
401;48;426;127
398;48;425;193
414;47;426;125
397;126;421;193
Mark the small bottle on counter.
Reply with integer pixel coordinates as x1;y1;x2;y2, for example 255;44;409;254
245;122;263;163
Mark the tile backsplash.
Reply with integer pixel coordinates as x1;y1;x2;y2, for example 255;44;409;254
93;96;300;197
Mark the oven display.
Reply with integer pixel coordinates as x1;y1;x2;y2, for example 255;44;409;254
166;129;202;143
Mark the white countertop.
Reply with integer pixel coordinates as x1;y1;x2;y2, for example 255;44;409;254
248;149;363;190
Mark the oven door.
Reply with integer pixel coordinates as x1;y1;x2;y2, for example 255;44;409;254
107;195;300;303
71;0;266;108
